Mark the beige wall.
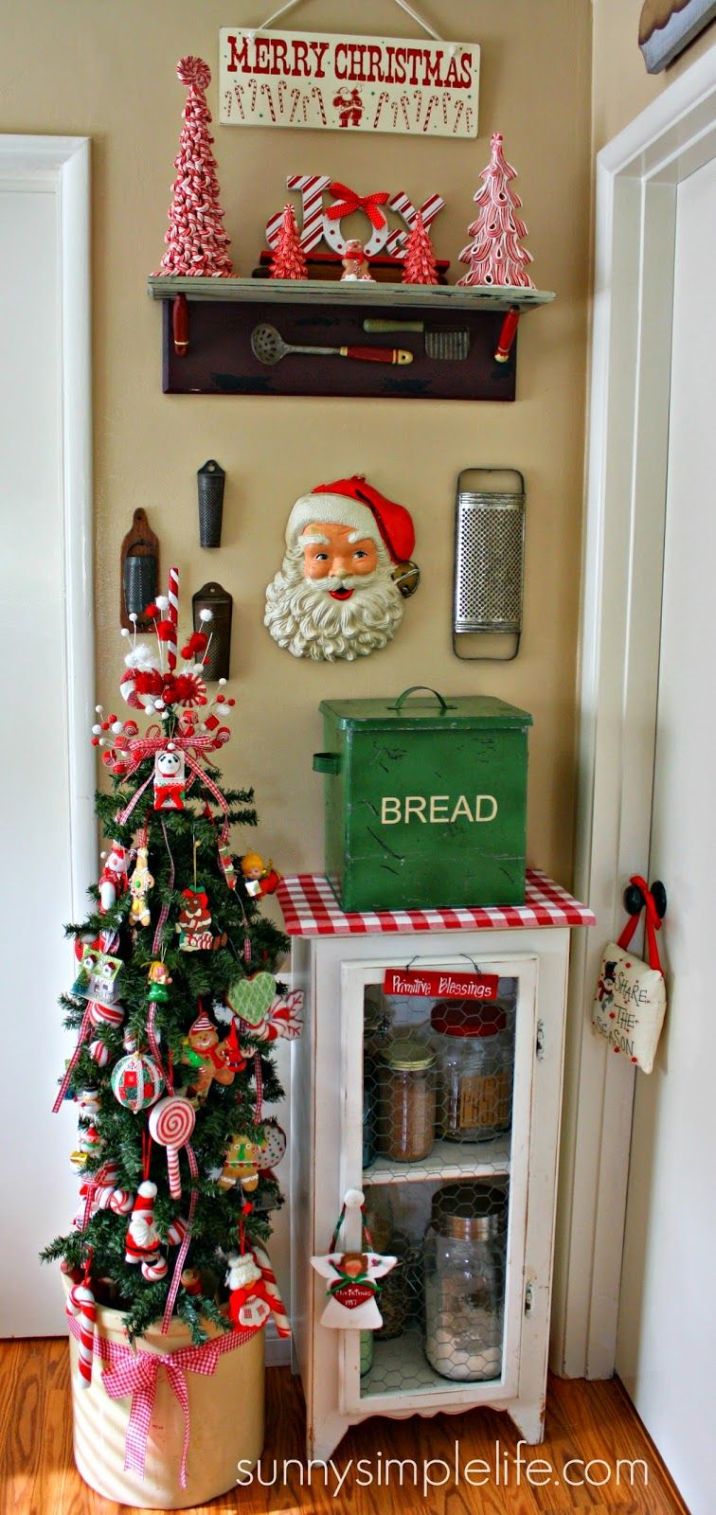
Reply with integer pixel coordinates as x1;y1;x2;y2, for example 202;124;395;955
0;0;591;886
593;0;716;149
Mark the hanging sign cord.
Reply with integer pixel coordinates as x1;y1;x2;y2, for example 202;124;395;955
253;0;447;45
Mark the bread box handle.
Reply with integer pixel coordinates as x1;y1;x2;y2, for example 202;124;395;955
313;752;341;775
391;686;453;714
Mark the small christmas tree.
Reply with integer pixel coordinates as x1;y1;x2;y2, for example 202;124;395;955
269;204;308;280
43;570;297;1367
401;212;439;286
457;132;535;289
155;56;233;277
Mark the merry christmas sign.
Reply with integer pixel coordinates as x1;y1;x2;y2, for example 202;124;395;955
219;29;479;137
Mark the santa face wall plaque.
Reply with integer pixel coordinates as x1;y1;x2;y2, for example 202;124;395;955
264;474;419;662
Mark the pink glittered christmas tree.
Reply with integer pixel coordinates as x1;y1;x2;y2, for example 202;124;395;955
269;204;308;280
457;132;534;289
402;212;439;286
155;56;233;277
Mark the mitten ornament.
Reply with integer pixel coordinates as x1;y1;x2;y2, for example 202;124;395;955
225;1251;270;1329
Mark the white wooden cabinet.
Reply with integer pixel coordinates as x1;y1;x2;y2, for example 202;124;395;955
281;873;593;1462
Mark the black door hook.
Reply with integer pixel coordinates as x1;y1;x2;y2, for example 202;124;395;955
623;880;667;919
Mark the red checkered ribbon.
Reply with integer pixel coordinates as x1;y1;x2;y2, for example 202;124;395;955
162;1145;199;1335
52;1002;94;1114
66;1309;255;1487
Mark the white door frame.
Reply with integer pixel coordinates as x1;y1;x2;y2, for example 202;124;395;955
550;45;716;1380
0;136;94;912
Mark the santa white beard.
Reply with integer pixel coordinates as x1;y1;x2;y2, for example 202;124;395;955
264;545;405;662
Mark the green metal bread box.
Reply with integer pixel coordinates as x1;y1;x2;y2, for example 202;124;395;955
313;687;532;912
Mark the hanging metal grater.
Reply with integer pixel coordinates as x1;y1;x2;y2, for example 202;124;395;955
452;468;525;660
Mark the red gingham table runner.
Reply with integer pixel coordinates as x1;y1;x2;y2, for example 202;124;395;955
276;869;594;937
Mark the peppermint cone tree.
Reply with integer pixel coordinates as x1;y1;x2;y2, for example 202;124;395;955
457;132;535;288
269;204;308;280
43;570;297;1352
402;211;439;286
155;56;234;277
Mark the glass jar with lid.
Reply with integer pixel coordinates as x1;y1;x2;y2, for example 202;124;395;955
424;1182;506;1381
430;999;513;1142
377;1033;436;1162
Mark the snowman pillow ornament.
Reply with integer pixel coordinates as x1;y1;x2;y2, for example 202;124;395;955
311;1189;396;1330
592;875;667;1075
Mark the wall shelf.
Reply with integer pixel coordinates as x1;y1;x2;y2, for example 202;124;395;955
147;276;555;401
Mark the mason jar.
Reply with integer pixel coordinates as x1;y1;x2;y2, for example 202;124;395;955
424;1182;506;1381
430;999;513;1141
377;1034;436;1162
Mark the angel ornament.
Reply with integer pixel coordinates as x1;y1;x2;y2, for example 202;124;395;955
311;1189;396;1330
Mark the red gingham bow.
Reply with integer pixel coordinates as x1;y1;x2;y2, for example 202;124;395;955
326;181;389;230
102;1341;212;1487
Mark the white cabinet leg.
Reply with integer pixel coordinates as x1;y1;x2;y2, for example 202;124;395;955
508;1398;546;1445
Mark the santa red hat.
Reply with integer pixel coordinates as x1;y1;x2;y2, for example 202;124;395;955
133;1181;157;1212
286;475;415;564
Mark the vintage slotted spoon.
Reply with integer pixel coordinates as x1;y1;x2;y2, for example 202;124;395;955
251;322;413;366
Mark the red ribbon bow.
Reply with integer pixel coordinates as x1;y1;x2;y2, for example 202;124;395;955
327;181;389;230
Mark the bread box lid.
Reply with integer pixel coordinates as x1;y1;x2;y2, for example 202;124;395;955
319;687;533;732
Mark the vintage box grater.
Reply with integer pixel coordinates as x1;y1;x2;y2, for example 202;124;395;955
313;687;532;912
452;467;526;660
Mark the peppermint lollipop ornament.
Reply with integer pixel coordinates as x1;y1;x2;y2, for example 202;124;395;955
148;1095;196;1199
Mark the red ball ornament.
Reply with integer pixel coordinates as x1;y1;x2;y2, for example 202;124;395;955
111;1051;164;1112
89;1039;110;1067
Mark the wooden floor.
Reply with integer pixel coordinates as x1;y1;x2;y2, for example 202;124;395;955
0;1339;690;1515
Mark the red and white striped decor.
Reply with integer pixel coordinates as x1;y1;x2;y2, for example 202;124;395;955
266;173;331;251
276;869;595;937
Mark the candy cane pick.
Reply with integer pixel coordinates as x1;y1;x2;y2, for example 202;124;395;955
167;567;180;673
68;1279;97;1388
149;1096;196;1199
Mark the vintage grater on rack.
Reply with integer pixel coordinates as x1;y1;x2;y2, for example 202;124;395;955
452;468;525;660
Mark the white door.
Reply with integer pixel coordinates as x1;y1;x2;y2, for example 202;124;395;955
615;156;716;1515
0;140;92;1336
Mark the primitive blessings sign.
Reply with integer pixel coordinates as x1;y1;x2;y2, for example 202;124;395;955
219;29;480;137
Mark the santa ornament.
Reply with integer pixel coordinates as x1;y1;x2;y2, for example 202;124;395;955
311;1189;396;1329
264;475;419;662
125;1181;168;1281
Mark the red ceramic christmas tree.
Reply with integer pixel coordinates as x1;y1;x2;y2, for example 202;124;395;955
457;132;535;289
402;212;439;286
269;204;308;280
156;56;233;277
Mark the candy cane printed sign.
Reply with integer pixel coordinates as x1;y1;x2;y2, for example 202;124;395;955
219;30;479;138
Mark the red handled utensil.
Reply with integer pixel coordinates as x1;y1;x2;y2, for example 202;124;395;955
251;322;413;366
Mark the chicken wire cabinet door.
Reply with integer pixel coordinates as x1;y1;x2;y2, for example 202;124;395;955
289;925;572;1462
338;954;535;1418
